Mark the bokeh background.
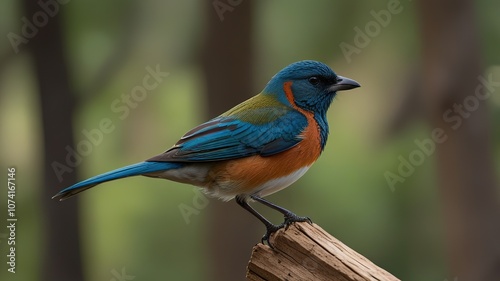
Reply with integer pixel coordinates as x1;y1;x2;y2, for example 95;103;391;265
1;0;499;280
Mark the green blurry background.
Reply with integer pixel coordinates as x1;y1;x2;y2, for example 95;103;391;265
0;1;499;280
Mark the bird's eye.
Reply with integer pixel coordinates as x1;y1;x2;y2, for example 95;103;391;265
308;76;320;85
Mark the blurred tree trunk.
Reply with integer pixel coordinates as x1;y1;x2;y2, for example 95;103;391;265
200;1;259;280
24;1;84;280
417;1;500;280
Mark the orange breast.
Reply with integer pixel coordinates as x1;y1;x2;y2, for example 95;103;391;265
204;81;322;197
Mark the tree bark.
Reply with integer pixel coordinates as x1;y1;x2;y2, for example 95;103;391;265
247;222;400;281
417;0;500;280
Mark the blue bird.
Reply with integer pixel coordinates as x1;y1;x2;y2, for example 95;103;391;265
53;60;360;244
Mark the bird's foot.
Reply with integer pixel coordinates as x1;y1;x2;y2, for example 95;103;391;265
260;214;312;248
283;212;312;228
261;223;285;248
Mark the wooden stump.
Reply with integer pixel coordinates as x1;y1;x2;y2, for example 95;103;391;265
247;222;399;281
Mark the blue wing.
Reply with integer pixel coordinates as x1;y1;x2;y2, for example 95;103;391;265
147;110;308;162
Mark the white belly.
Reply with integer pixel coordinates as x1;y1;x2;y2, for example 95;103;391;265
251;166;310;198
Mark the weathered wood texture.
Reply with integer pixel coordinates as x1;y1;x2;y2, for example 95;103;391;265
247;222;399;281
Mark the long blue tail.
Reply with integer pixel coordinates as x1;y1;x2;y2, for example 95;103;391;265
52;161;183;201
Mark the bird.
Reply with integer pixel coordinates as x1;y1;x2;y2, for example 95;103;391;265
53;60;360;245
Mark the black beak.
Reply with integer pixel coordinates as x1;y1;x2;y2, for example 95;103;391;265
328;75;360;92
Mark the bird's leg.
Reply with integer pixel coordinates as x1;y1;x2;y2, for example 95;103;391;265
235;195;284;247
250;195;312;227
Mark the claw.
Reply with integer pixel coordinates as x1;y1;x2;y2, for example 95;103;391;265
283;213;312;228
260;214;313;248
261;223;285;248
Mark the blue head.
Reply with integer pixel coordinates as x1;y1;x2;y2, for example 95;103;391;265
263;60;360;115
263;60;360;150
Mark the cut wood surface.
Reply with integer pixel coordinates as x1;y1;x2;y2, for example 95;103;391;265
247;222;399;281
